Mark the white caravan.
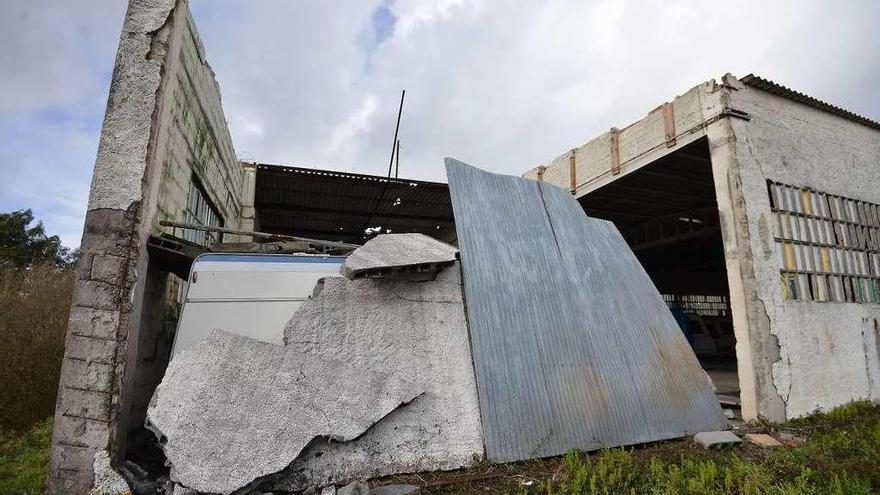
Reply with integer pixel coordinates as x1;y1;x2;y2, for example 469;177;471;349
170;253;345;357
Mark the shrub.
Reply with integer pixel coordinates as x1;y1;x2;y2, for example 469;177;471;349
0;265;75;430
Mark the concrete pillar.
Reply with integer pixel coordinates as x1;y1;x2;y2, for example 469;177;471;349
238;162;257;238
705;81;786;422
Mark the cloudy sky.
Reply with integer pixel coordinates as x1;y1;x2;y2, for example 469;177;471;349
1;0;878;247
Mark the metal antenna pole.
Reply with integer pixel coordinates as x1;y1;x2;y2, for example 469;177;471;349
386;90;405;178
395;139;401;179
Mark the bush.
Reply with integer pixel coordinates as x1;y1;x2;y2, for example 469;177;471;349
0;265;75;430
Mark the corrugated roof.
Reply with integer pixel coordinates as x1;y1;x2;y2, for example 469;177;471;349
741;74;880;131
254;163;455;244
447;158;726;463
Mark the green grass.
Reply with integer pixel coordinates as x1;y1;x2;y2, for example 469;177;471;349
515;401;880;495
0;418;53;495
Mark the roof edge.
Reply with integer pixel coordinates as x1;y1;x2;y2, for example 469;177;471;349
740;74;880;131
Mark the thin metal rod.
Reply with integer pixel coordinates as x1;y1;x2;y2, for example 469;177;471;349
386;90;405;178
359;89;406;238
158;220;359;250
394;139;400;179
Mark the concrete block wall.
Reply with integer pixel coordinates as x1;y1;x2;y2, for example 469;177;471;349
523;82;712;197
47;1;242;492
725;75;880;419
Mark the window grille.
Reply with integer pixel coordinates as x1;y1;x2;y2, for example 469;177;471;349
768;181;880;303
663;294;730;317
183;177;223;247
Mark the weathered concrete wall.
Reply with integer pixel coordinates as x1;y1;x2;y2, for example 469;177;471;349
725;75;880;419
523;74;880;422
121;2;244;456
524;82;713;197
48;1;241;492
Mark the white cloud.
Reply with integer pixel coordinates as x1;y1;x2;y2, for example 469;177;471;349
1;0;878;248
191;0;880;182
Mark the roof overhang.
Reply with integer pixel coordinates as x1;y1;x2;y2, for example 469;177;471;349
253;163;456;244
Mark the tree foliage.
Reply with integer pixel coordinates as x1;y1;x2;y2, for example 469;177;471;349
0;210;78;269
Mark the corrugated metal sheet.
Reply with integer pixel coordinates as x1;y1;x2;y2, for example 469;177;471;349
446;158;726;462
741;74;880;131
254;164;455;243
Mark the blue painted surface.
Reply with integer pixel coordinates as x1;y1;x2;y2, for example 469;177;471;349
446;158;726;462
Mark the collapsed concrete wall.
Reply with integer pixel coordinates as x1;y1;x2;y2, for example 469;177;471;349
48;0;242;491
145;258;483;492
147;330;423;494
725;75;880;419
270;263;484;489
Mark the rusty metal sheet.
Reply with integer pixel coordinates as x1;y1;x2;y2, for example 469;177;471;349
446;158;725;462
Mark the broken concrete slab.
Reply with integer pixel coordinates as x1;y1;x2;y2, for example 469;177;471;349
269;263;483;490
340;233;457;280
745;433;783;448
694;431;743;449
147;330;422;495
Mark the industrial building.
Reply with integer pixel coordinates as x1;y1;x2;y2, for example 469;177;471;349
48;0;880;492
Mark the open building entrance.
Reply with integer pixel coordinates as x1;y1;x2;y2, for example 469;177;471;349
578;137;740;405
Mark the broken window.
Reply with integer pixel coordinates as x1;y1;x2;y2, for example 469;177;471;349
769;181;880;302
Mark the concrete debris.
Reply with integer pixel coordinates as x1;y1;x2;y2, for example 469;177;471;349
147;330;422;495
745;433;783;448
341;233;457;280
270;263;483;490
321;486;337;495
369;485;421;495
88;450;131;495
337;481;370;495
694;431;743;449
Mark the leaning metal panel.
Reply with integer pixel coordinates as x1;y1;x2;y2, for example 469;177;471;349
446;158;725;462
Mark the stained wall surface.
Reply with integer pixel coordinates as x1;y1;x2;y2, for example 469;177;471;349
726;76;880;419
47;0;242;492
448;159;725;463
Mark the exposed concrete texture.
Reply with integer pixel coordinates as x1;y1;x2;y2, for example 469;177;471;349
88;450;131;495
269;263;483;490
147;330;422;494
694;431;742;449
725;74;880;419
86;0;176;212
340;233;458;279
